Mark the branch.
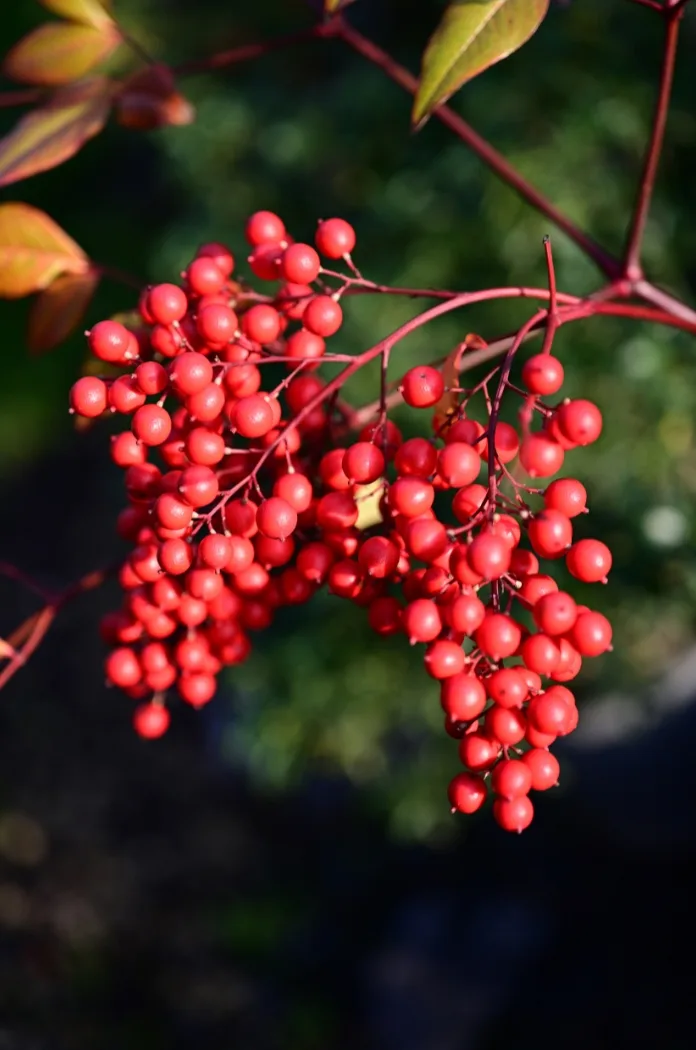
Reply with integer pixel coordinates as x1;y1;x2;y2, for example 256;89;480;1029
172;21;336;77
333;17;622;280
622;5;683;278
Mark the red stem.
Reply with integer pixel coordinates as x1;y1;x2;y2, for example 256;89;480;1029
623;5;683;279
173;22;332;76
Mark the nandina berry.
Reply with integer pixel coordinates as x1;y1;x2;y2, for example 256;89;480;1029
359;419;403;458
528;509;573;558
133;702;170;739
402;598;442;644
233;394;276;438
296;542;334;584
444;418;485;447
533;591;578;635
179;465;219;507
88;320;136;364
521;748;560;791
196;304;238;345
281;243;320;284
245;210;286;246
70;376;108;417
517;573;559;607
179;672;217;708
186;382;225;423
521;353;564;396
368;595;403;636
155;493;193;531
224;535;255;574
466;533;511;581
395;437;438;477
485;704;526;745
491;759;533;800
224;499;258;537
570;610;612;656
158;538;193;575
284;328;325;365
111;431;147;467
527;690;573;736
400;365;445;409
519;433;565;478
277;283;312;320
549;637;583;682
328;559;364;598
197;241;234;276
107;376;146;414
566;539;612;582
556;399;603;445
147;283;188;324
437;442;480;487
358;536;399;578
544;478;587;518
509;549;539;576
475;613;522;662
273;472;313;512
255;497;297;540
424;639;466;679
389;477;435;518
198;533;232;570
452;484;487;522
493;796;534;833
248;242;283;281
448;772;487;814
343;442;385;484
185;428;225;466
404;518;449;562
242;304;281;344
521;633;561;676
486;514;521;550
303;295;343;337
443;592;486;635
105;647;141;688
485;667;528;708
440;673;487;721
448;545;482;587
315;218;356;258
135;361;168;396
459;731;500;772
132;404;172;446
480;422;519;465
186;257;227;297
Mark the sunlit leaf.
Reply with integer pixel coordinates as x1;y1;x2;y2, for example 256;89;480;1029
413;0;550;126
27;269;99;353
40;0;114;30
432;334;488;432
355;480;385;531
3;22;121;87
115;64;195;131
0;76;112;188
0;202;88;298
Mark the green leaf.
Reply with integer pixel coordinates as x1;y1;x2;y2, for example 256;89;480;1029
0;76;112;188
27;269;99;353
40;0;114;30
0;202;88;298
413;0;550;126
3;23;121;86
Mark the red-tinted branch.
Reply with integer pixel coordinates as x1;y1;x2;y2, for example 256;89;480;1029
623;6;683;279
333;18;621;280
173;22;334;76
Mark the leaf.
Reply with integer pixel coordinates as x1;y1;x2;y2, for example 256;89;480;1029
0;202;88;298
0;76;112;188
413;0;550;126
432;333;488;432
3;23;121;86
40;0;115;30
355;481;385;531
27;269;99;353
115;64;195;131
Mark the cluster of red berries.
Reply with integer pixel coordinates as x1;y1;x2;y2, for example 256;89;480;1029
69;210;612;833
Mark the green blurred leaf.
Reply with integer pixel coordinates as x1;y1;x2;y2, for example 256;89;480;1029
40;0;114;30
413;0;550;127
0;202;88;298
27;269;99;353
0;76;112;188
3;23;121;86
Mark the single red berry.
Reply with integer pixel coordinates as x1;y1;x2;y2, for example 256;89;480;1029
486;704;527;745
485;667;529;708
296;542;335;584
105;647;141;688
70;376;107;417
491;759;533;800
452;484;487;523
233;394;276;438
133;703;170;739
284;328;325;366
197;304;238;345
315;218;356;259
158;538;193;575
527;691;573;736
132;404;172;446
281;243;320;284
556;399;603;446
88;320;136;364
493;795;534;833
424;639;466;679
521;748;560;791
147;283;188;324
395;437;438;478
509;549;539;576
245;210;286;246
256;497;298;540
459;731;500;772
521;633;561;676
343;442;385;484
303;295;343;337
521;353;564;396
475;613;522;662
400;365;445;409
569;611;612;656
109;375;147;414
242;304;281;345
389;477;435;518
248;242;283;281
186;257;227;297
111;430;147;467
402;598;442;644
178;672;217;708
549;637;583;682
437;443;480;488
517;573;559;608
358;536;399;579
404;518;449;563
566;539;612;582
273;472;313;513
440;673;487;721
544;478;587;518
479;422;519;465
528;509;573;559
466;533;511;581
533;591;578;636
519;434;565;478
443;592;486;635
197;241;234;276
198;533;233;570
316;491;359;530
448;772;487;814
179;464;219;507
186;382;225;423
185;427;225;466
367;596;402;636
135;361;168;396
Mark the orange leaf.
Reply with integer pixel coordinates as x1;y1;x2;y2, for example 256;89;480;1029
115;64;195;131
3;23;121;87
40;0;115;30
432;333;488;432
27;269;99;353
0;76;111;188
0;202;88;298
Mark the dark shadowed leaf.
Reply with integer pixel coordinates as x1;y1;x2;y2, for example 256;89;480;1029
3;22;121;86
432;333;488;432
40;0;114;30
27;269;99;353
0;76;112;187
324;0;358;13
0;202;88;298
413;0;550;126
115;64;195;131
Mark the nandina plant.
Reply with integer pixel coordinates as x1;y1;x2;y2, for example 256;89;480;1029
0;0;693;833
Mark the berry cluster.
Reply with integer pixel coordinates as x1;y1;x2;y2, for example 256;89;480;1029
69;211;612;832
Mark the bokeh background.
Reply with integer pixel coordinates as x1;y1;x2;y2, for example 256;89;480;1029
0;1;695;1047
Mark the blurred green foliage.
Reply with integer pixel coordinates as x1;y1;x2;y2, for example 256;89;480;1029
1;0;695;839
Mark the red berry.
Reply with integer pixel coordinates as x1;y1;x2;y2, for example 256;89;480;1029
443;592;486;635
403;598;442;644
284;328;325;366
358;536;399;579
233;394;276;438
440;673;487;721
88;320;136;364
178;672;217;708
448;772;487;814
466;533;511;581
519;434;565;478
343;442;385;484
566;539;612;583
521;633;561;676
556;399;603;446
424;639;466;679
281;243;320;284
486;704;527;745
273;472;313;513
527;690;573;736
133;703;170;739
395;437;438;478
179;464;219;507
521;353;564;396
70;376;107;417
480;422;519;465
437;443;480;487
491;759;533;800
242;304;281;344
197;241;234;276
147;283;188;324
132;404;172;446
105;647;141;688
522;748;560;791
389;477;435;518
569;611;612;656
452;484;487;522
257;497;298;540
197;303;238;345
109;375;147;414
533;591;578;635
459;731;500;772
400;366;445;409
315;218;356;259
485;668;528;708
544;478;587;518
186;257;226;297
528;509;573;559
475;613;522;662
493;795;534;833
303;295;343;337
245;210;286;246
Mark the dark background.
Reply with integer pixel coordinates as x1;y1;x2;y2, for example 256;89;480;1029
0;1;695;1047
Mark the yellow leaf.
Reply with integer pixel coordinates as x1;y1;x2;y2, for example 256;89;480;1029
27;269;99;353
355;480;385;531
432;333;488;432
0;202;88;298
413;0;549;126
3;23;121;86
0;76;112;188
40;0;115;30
